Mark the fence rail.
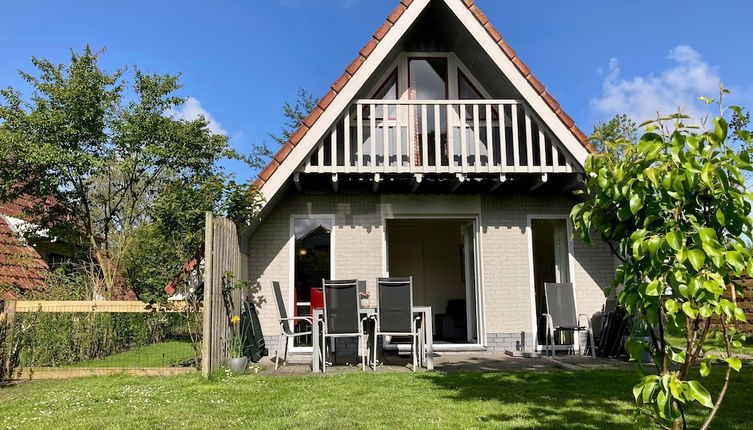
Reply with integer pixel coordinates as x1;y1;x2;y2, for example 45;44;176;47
14;300;198;313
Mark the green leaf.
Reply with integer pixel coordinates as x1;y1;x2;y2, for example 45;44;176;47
726;251;745;275
682;301;698;318
688;249;705;271
700;358;712;377
734;307;747;322
714;117;728;142
666;230;683;251
698;227;718;244
685;380;714;408
648;236;663;257
726;357;742;372
630;193;644;215
646;279;662;296
665;298;679;314
669;378;684;400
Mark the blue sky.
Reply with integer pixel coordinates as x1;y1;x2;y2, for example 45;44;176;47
2;0;752;182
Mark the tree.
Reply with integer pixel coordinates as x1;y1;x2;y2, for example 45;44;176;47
267;87;316;146
0;46;262;299
571;90;752;429
590;113;638;158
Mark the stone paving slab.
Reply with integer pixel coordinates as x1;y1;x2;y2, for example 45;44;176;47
255;352;634;376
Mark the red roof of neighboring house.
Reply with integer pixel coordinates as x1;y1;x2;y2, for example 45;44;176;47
0;215;48;299
0;195;36;218
254;0;596;189
164;246;204;296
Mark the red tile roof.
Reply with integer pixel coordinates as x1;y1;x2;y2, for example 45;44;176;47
0;215;47;299
254;0;596;189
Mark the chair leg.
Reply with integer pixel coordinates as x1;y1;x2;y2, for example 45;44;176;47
283;335;289;366
361;335;366;372
322;339;327;374
275;333;284;370
372;332;378;371
412;335;417;372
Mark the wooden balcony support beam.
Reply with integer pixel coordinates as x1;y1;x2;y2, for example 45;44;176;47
527;173;548;192
372;173;381;193
489;174;507;192
450;173;466;193
293;173;302;192
411;173;423;193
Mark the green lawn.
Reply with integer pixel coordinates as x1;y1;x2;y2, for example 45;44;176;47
665;334;753;357
1;368;751;429
68;340;197;368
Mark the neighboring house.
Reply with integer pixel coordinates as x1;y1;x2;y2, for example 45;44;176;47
240;0;617;354
0;197;52;298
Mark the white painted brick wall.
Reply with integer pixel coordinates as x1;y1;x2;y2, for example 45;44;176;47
247;192;617;347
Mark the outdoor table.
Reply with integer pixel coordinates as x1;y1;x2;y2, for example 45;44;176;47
311;306;434;373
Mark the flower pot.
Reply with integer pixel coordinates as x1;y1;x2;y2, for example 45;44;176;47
360;297;370;308
226;356;249;374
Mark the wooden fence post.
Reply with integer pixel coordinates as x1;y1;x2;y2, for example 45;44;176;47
3;300;17;377
201;212;214;378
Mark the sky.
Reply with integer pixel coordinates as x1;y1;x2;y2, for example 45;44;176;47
2;0;753;182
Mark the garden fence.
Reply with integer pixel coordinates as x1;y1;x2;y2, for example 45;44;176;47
1;299;202;380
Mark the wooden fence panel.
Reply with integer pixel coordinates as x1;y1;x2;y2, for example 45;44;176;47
202;213;242;376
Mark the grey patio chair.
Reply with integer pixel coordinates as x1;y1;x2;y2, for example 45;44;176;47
321;279;369;373
372;277;422;371
540;282;595;358
271;281;315;370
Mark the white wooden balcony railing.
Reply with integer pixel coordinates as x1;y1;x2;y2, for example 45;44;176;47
299;99;578;175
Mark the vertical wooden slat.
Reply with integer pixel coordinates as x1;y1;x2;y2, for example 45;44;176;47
460;104;467;169
357;106;363;172
343;112;351;168
538;128;546;172
382;103;389;171
409;105;416;171
330;127;337;170
485;104;493;172
433;104;441;171
473;104;480;172
395;104;403;172
447;104;455;168
317;137;325;173
421;104;429;170
498;103;507;170
202;212;213;378
525;111;533;172
370;104;376;172
511;104;520;170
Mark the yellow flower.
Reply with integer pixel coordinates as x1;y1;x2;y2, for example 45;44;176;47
231;316;240;324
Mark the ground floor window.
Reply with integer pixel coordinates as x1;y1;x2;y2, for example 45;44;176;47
292;216;332;347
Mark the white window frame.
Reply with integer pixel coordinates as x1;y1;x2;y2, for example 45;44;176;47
288;213;336;352
526;214;578;352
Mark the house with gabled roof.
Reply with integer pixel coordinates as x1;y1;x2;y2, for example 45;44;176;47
240;0;616;354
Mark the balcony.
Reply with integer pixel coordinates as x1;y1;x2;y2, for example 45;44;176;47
299;99;579;176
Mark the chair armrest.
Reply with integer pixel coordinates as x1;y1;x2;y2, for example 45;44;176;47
279;316;314;324
577;313;591;330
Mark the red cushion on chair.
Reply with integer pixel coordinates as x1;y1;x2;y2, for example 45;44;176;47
310;287;324;311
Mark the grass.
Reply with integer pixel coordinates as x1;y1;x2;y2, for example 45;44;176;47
665;333;753;357
1;368;752;429
66;340;197;368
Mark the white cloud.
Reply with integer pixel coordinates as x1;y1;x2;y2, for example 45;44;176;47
590;45;721;125
167;97;227;136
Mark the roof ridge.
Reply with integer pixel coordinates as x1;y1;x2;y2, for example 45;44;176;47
254;0;595;188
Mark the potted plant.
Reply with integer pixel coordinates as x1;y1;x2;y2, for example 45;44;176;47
359;291;370;308
226;315;248;374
